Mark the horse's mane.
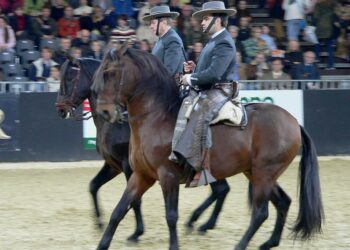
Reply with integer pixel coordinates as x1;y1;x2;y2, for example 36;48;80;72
94;48;181;120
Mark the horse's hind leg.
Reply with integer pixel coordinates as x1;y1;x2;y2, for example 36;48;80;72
159;167;181;250
195;179;230;232
97;172;155;250
259;184;291;250
235;178;273;250
122;160;144;242
89;162;120;229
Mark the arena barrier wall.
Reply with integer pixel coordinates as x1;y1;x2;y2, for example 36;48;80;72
0;91;349;162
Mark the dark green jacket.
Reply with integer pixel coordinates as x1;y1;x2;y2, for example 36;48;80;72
190;29;236;89
152;28;185;76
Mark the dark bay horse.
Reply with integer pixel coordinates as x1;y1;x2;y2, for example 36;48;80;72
55;57;231;240
55;57;143;242
92;46;324;250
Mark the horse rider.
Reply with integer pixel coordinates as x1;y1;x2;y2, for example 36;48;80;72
170;1;237;187
143;5;186;77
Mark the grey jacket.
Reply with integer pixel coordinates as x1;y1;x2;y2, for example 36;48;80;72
190;29;236;89
152;28;185;76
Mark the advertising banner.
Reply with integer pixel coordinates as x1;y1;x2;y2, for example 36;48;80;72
240;90;304;125
0;94;20;151
82;99;96;150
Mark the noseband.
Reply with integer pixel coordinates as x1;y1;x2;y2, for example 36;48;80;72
56;62;95;121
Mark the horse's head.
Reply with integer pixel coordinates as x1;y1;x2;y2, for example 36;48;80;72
92;43;138;123
56;55;98;119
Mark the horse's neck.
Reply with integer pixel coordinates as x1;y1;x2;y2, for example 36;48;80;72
127;97;175;137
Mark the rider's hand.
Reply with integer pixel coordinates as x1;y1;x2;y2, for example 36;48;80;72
183;61;196;73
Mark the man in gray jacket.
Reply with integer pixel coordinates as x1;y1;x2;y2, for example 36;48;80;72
171;1;237;187
143;5;185;76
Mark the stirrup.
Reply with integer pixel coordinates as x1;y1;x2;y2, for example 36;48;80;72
188;169;216;188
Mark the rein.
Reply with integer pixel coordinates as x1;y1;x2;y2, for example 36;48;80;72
57;62;96;121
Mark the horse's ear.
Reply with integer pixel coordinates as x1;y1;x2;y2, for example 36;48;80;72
65;51;79;65
117;41;129;57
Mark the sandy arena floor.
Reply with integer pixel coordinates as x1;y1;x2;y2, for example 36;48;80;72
0;157;349;250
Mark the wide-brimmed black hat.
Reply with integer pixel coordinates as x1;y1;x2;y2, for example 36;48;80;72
192;1;236;20
143;6;179;21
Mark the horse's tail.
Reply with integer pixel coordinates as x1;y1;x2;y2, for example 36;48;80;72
293;126;324;240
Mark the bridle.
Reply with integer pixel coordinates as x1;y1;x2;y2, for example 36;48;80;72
56;61;95;121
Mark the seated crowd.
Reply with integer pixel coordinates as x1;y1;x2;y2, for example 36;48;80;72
0;0;349;91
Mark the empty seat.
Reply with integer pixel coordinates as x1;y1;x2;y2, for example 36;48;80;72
21;50;41;69
4;63;24;79
0;51;15;64
16;40;35;56
40;38;59;51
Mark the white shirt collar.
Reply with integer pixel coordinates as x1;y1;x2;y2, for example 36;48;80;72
212;28;225;39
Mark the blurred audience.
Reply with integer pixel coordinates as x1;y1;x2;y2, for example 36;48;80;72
29;47;58;82
58;6;80;38
0;16;16;52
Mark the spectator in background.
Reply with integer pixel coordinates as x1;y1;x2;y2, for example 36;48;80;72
24;0;47;16
53;37;72;65
293;51;321;89
246;52;269;80
46;65;61;92
31;6;58;46
180;4;193;42
186;17;208;49
87;40;104;60
136;0;159;46
29;47;58;82
70;46;82;58
242;27;270;63
58;6;80;38
9;6;32;40
51;0;67;21
283;0;312;41
314;0;336;70
237;16;251;42
284;40;303;74
74;0;93;16
260;24;276;50
74;0;93;31
188;41;203;63
0;16;16;52
258;57;291;89
139;39;151;53
268;0;285;45
72;29;92;57
91;5;111;41
236;0;252;21
111;0;134;19
233;50;247;82
92;0;114;14
109;14;136;44
0;0;23;15
228;25;244;56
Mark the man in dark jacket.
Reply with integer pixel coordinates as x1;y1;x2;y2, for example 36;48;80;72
171;1;237;187
143;5;185;76
292;51;321;89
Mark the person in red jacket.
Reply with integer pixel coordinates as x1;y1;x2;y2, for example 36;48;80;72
58;5;80;38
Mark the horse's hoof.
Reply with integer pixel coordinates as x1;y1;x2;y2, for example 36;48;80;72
126;236;139;244
259;241;275;250
234;245;246;250
198;224;214;233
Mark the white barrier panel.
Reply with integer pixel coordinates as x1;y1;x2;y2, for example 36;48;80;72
82;99;96;150
240;90;304;125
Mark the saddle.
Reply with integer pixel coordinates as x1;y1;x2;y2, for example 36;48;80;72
170;82;248;187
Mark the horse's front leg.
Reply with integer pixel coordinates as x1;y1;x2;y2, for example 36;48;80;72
121;159;144;242
89;162;121;230
97;172;155;250
159;167;180;250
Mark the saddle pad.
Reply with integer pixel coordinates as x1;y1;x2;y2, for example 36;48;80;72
210;101;244;126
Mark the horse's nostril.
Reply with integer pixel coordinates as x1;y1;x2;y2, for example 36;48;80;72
101;110;111;121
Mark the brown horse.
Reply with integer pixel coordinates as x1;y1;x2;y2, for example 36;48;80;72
92;46;324;250
55;56;232;240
